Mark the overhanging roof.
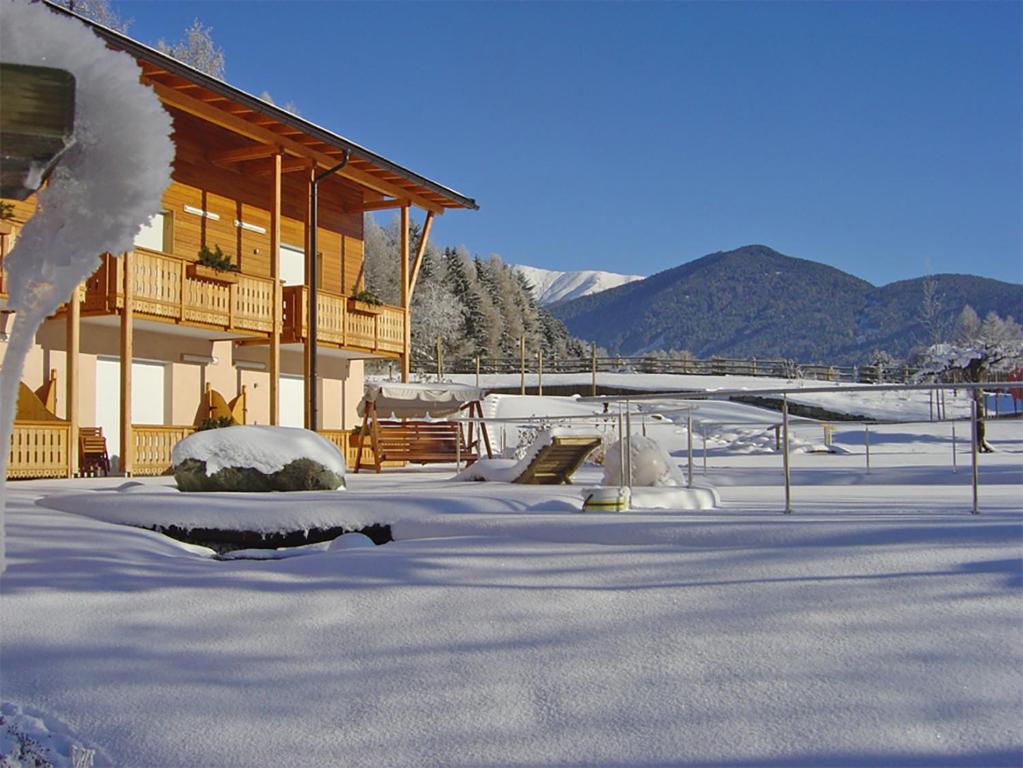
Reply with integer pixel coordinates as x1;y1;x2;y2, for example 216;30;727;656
43;1;479;213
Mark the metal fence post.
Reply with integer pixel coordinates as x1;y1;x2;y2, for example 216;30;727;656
591;343;597;396
971;398;979;514
951;423;957;473
864;424;871;474
687;411;694;488
782;395;791;513
702;425;708;475
537;349;543;396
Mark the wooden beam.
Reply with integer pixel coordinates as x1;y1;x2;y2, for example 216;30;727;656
400;205;411;383
408;210;434;298
251;155;314;177
269;152;282;426
119;251;134;476
148;81;446;213
344;198;411;214
210;143;281;165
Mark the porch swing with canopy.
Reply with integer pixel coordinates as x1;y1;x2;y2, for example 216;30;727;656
353;382;492;473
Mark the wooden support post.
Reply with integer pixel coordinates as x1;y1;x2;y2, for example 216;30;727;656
475;356;480;390
119;251;134;476
303;166;314;429
436;337;442;380
537;349;543;396
408;210;434;297
269;151;282;425
400;204;410;382
520;336;526;395
66;284;80;477
970;398;979;514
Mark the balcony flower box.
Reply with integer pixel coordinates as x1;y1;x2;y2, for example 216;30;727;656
0;221;14;236
347;298;383;314
187;262;239;285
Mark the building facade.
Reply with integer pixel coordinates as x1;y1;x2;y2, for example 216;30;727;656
1;6;476;478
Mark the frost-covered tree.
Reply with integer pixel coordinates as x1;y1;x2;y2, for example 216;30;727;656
952;305;982;345
918;309;1023;452
917;274;946;345
55;0;130;32
156;19;225;78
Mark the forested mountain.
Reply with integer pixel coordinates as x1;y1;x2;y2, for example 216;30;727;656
549;245;1023;363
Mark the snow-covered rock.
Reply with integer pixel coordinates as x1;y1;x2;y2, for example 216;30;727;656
512;264;643;305
172;426;346;492
603;434;686;487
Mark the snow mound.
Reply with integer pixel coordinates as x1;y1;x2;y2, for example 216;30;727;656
603;434;686;487
629;485;720;510
0;701;107;767
172;426;346;478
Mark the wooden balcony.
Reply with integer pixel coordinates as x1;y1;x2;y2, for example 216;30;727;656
282;285;405;356
83;248;276;337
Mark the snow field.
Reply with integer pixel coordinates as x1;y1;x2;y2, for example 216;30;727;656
2;393;1021;766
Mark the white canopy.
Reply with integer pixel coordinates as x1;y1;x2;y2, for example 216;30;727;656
359;382;486;419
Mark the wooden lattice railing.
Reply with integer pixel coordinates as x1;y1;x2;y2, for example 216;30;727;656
83;249;276;337
132;424;194;476
283;286;404;355
8;421;71;479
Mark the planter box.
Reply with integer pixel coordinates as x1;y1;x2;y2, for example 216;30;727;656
347;298;383;314
0;221;14;236
187;263;239;285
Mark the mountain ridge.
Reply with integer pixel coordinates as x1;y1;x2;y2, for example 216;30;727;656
547;245;1022;363
511;263;644;305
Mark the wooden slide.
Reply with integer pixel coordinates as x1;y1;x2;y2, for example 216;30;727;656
512;435;603;485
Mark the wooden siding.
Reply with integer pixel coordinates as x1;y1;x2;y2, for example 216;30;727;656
167;109;364;288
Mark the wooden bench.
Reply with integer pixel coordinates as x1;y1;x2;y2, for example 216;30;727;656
78;426;111;476
355;420;477;473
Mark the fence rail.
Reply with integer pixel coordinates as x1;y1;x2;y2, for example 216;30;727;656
423;353;1022;388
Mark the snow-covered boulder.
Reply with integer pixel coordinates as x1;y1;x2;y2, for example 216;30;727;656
602;434;686;487
172;426;346;492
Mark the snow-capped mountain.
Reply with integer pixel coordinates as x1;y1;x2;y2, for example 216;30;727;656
512;264;644;306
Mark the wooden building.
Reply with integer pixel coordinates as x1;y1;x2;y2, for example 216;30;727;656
0;5;477;478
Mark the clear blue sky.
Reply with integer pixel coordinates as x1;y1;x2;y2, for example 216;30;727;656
119;1;1022;286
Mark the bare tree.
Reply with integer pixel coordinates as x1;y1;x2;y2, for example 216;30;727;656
156;19;225;79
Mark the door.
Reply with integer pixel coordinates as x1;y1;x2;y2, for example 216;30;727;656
95;358;166;463
280;374;304;428
280;244;305;287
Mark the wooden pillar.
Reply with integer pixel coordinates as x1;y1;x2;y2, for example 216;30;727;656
65;284;80;477
400;204;411;382
269;152;282;426
304;166;314;427
119;251;134;476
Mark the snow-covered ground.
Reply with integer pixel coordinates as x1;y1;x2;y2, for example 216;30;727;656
2;394;1021;767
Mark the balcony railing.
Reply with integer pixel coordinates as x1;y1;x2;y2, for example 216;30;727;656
282;286;404;356
83;248;276;337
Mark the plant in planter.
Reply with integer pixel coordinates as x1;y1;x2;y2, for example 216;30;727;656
350;288;383;306
196;244;239;273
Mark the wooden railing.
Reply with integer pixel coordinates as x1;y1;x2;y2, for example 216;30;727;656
132;424;195;477
8;421;71;479
317;429;353;466
83;249;276;336
282;286;404;355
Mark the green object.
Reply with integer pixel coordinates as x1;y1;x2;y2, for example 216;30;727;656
351;288;382;305
197;244;239;272
173;457;346;492
0;63;76;200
